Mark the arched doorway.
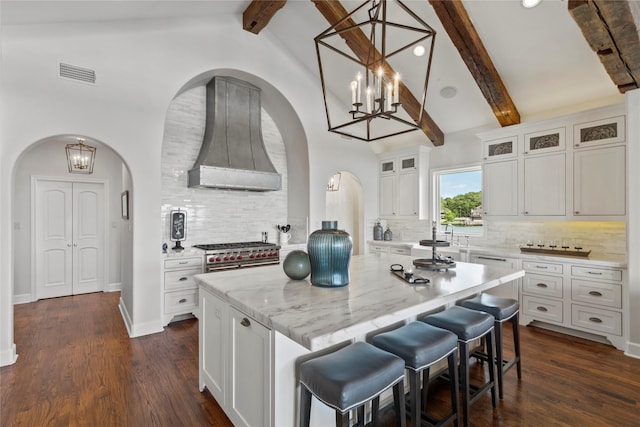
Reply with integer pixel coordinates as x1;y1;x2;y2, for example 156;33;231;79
325;171;364;255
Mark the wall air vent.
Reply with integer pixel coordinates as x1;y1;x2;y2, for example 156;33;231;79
59;63;96;84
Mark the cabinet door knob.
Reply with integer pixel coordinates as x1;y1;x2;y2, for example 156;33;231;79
240;317;251;327
588;291;603;297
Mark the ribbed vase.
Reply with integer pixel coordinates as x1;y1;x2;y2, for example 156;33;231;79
307;221;353;287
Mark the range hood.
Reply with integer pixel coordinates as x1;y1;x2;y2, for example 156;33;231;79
188;76;282;191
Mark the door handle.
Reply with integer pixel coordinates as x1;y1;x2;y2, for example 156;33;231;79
240;317;251;327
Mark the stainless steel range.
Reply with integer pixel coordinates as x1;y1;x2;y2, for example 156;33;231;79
193;242;281;272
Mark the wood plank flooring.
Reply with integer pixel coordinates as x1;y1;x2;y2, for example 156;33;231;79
1;291;639;426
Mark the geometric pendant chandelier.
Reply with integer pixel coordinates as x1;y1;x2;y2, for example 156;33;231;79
315;0;436;142
65;137;96;174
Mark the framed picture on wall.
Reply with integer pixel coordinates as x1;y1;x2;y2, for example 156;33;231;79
121;191;129;219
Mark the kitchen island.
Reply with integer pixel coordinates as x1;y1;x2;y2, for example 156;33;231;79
195;253;525;427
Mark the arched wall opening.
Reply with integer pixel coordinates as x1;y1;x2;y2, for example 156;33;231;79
325;171;365;255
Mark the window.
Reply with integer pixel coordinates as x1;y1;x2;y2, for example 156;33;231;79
432;166;483;236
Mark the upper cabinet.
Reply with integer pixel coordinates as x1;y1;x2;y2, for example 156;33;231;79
378;146;430;219
478;103;626;221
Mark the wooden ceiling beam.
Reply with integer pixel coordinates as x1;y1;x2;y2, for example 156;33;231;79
243;0;288;34
429;0;520;127
568;0;640;93
311;0;445;146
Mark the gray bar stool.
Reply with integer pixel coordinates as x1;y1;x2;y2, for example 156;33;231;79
299;341;407;427
372;321;460;427
458;293;521;399
421;306;496;427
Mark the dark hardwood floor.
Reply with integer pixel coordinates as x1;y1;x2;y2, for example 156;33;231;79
1;291;639;426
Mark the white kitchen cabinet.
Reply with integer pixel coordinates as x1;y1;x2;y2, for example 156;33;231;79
573;145;626;216
482;160;518;216
468;253;520;299
520;258;627;350
199;287;273;427
228;307;272;427
482;136;518;162
163;255;202;325
523;153;565;216
199;286;227;405
378;147;429;219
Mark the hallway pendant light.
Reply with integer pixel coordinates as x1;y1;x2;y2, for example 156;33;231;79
315;0;436;142
65;138;96;174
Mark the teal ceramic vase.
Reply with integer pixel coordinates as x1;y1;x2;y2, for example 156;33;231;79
307;221;353;287
282;250;311;280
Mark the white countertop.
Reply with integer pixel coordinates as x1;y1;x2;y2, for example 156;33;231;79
194;253;524;351
368;240;626;268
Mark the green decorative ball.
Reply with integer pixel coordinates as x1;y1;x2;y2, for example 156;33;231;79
282;250;311;280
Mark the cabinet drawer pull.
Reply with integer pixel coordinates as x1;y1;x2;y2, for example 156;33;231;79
178;298;187;304
478;256;507;262
589;317;603;323
536;306;548;312
179;277;188;281
535;265;548;269
587;271;603;275
536;283;548;288
241;317;251;327
588;291;603;297
178;261;189;265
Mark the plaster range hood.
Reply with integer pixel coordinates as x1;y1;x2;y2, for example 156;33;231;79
188;76;282;191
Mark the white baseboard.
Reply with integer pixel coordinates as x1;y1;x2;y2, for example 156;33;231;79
104;282;122;292
118;296;164;338
13;293;33;305
0;343;18;367
625;341;640;359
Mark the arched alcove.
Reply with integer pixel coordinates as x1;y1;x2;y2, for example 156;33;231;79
325;171;365;255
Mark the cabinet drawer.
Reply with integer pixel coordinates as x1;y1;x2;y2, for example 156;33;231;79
523;295;563;323
523;273;563;298
571;279;622;309
571;266;622;282
522;260;563;275
370;245;390;254
164;268;201;291
571;304;622;336
165;289;198;314
165;257;202;270
390;247;411;255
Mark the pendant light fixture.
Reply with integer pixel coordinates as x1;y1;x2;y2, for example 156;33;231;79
315;0;436;142
65;138;96;174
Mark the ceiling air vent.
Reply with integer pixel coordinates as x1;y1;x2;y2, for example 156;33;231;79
59;63;96;84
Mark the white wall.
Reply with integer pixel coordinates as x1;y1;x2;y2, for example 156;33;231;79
0;14;382;363
626;89;640;357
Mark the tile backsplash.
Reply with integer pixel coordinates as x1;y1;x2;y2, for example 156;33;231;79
160;83;296;248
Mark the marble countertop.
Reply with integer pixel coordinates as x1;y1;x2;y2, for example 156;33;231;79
194;253;524;352
368;240;626;268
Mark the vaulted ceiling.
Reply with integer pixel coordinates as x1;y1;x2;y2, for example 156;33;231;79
2;0;635;146
243;0;639;145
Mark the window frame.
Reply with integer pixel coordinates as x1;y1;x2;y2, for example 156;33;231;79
431;164;483;235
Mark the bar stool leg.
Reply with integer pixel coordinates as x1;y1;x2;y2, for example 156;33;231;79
300;385;312;427
494;321;505;399
448;351;460;427
512;313;522;379
460;341;470;427
392;379;407;427
408;370;421;427
336;411;349;427
371;397;380;427
486;329;497;408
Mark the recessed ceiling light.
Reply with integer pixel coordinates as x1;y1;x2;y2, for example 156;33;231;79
522;0;542;8
413;45;426;57
440;86;457;99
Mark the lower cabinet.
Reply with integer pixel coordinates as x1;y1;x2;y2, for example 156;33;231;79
199;287;272;427
520;259;626;350
163;255;202;325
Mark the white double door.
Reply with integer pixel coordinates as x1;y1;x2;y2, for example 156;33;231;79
35;179;105;299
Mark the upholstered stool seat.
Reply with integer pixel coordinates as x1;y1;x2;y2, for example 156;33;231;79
299;341;407;427
372;321;459;427
458;293;522;399
421;306;497;427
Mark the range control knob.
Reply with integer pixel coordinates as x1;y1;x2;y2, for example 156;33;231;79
249;254;255;259
209;257;216;262
230;256;236;261
216;257;222;262
223;256;229;261
237;255;243;260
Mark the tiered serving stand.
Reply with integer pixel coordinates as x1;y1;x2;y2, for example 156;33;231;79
413;222;457;271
